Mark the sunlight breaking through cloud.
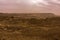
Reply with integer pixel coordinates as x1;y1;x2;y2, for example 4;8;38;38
0;0;60;15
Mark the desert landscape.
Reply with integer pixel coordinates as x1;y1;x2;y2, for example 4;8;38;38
0;0;60;40
0;13;60;40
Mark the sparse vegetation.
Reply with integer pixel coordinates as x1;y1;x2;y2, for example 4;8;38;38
0;13;60;40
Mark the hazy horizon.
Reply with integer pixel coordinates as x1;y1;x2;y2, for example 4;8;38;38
0;0;60;15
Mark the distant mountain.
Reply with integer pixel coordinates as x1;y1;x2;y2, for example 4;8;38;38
0;13;56;19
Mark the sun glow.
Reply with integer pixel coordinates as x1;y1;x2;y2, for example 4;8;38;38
29;0;49;6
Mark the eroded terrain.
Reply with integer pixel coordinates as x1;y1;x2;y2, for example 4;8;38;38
0;13;60;40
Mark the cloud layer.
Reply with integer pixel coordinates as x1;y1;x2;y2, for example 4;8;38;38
0;0;60;15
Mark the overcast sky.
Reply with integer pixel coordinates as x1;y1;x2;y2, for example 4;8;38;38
0;0;60;15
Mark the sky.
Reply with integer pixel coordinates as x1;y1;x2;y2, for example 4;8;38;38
0;0;60;15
